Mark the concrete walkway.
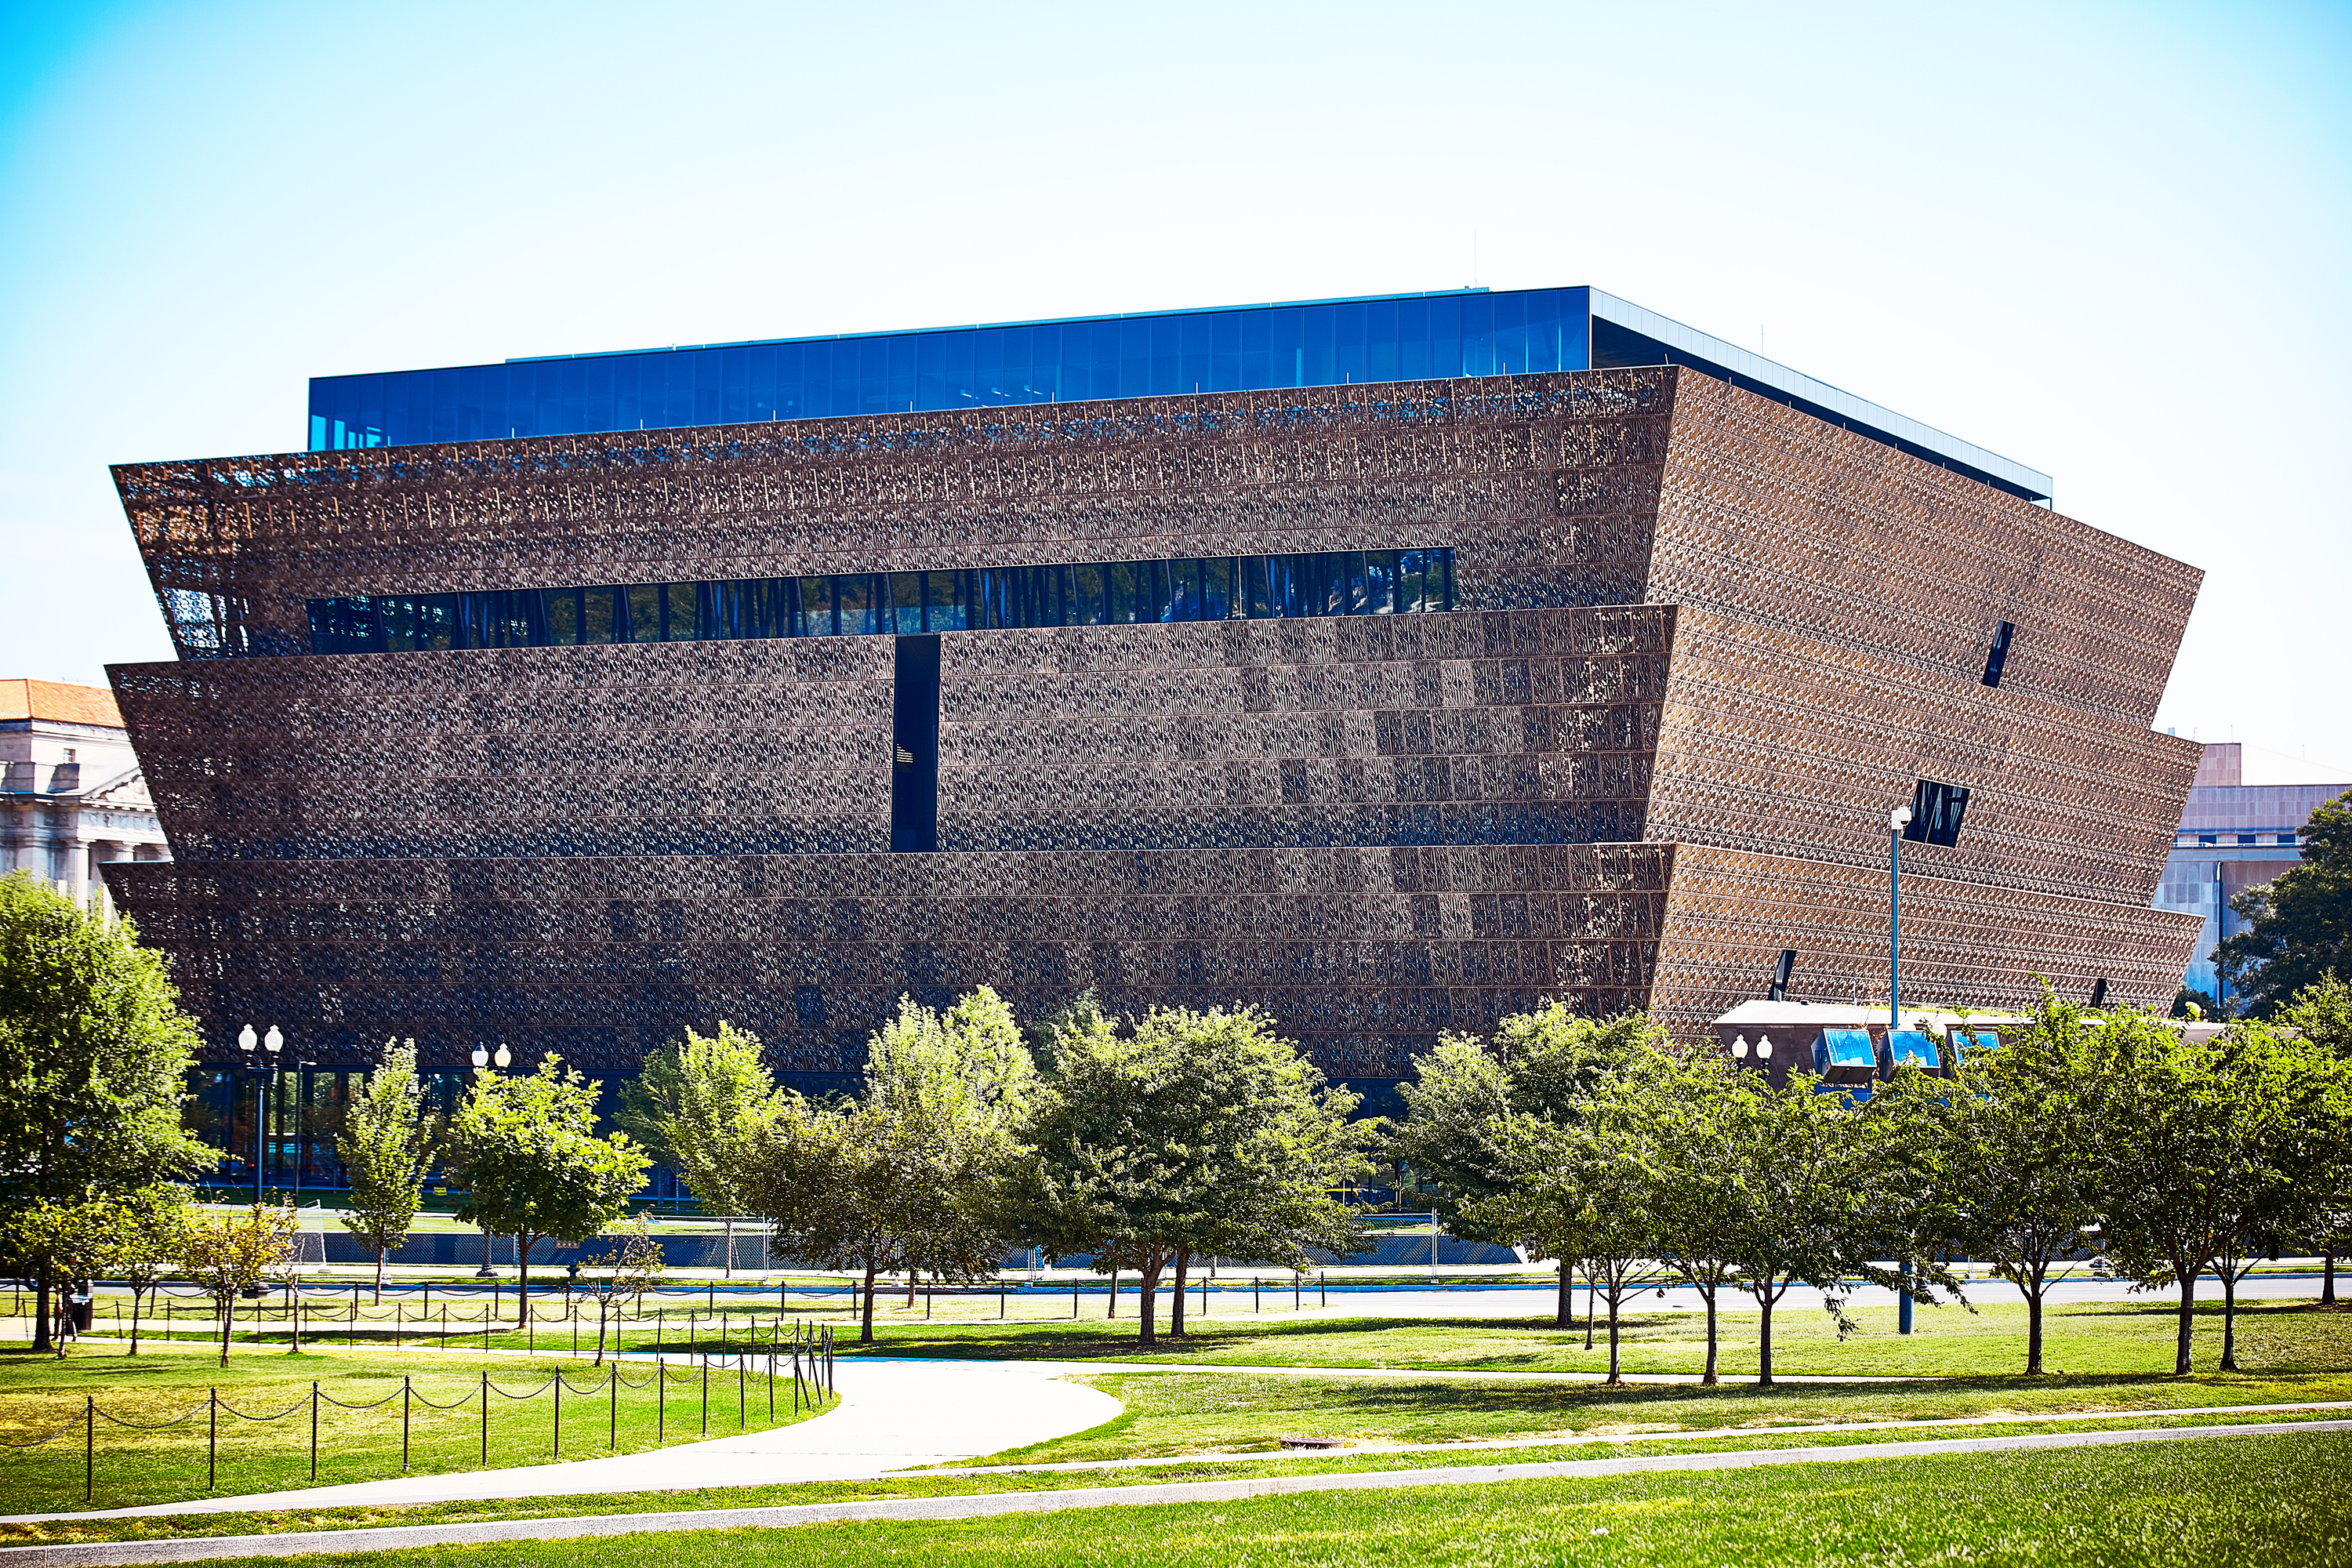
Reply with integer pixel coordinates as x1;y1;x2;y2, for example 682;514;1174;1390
13;1359;1119;1519
4;1419;2343;1566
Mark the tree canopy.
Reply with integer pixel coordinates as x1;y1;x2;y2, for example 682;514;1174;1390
1006;1002;1371;1345
0;873;213;1348
336;1038;434;1300
745;988;1036;1341
442;1054;651;1317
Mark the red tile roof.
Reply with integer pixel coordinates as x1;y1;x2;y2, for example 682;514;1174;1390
0;680;125;729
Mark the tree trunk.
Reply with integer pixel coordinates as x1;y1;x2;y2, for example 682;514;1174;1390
596;1302;609;1366
129;1284;143;1356
1700;1283;1719;1386
2323;1253;2336;1306
1758;1293;1775;1387
1555;1259;1572;1328
2220;1269;2239;1372
288;1277;303;1353
905;1269;917;1309
374;1247;387;1305
1136;1256;1164;1346
1107;1269;1117;1319
2174;1269;2195;1376
2024;1279;2045;1376
860;1264;878;1345
1171;1249;1189;1337
220;1297;234;1366
1605;1281;1624;1386
514;1235;535;1323
30;1279;49;1355
1583;1262;1596;1350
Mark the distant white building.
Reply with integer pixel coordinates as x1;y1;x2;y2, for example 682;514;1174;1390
2155;741;2351;1004
1;679;169;905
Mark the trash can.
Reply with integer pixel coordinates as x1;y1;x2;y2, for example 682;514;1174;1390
68;1294;93;1331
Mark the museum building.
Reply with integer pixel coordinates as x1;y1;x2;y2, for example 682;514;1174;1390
101;285;2205;1169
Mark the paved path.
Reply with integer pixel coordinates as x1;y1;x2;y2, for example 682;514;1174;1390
4;1420;2343;1566
11;1359;1118;1520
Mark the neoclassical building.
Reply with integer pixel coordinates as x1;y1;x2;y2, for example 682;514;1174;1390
102;285;2202;1118
2;678;170;905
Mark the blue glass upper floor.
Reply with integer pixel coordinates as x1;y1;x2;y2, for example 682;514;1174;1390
310;287;1590;451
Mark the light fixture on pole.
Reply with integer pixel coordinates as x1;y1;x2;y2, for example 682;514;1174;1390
1887;806;1912;1031
1887;801;1915;1337
494;1043;511;1070
237;1025;262;1204
470;1045;488;1069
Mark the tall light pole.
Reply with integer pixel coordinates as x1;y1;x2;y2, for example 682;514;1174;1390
469;1044;512;1278
1888;806;1911;1030
1887;805;1914;1335
236;1024;285;1205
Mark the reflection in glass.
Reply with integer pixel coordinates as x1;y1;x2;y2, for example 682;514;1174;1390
307;547;1456;653
628;585;662;644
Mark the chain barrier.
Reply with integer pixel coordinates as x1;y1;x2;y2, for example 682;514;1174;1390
0;1322;836;1508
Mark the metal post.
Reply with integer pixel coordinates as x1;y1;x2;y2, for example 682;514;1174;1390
701;1353;709;1436
401;1376;411;1471
481;1370;488;1467
310;1382;318;1480
610;1365;618;1450
738;1349;746;1428
208;1388;217;1492
554;1367;561;1457
85;1395;94;1504
657;1355;664;1443
1890;822;1901;1030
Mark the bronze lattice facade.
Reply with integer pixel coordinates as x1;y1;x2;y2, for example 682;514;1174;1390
104;365;2203;1087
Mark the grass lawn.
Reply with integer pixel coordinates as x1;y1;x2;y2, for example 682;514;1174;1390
1001;1363;2352;1462
48;1289;2339;1385
0;1340;832;1515
171;1430;2352;1568
826;1295;2350;1380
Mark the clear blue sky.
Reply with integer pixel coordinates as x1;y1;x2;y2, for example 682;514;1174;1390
3;0;2347;771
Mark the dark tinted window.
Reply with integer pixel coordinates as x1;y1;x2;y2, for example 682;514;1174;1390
1982;620;2016;688
1903;779;1971;847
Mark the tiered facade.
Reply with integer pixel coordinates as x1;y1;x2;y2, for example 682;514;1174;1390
104;365;2203;1087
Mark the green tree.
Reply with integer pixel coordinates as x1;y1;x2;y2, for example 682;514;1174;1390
1937;993;2114;1374
2093;1010;2351;1373
2278;978;2352;1301
1707;1071;1950;1386
107;1185;194;1356
612;1046;685;1168
179;1203;301;1365
0;873;213;1350
745;989;1036;1343
442;1055;652;1320
1596;1049;1748;1385
2217;790;2350;1015
1005;1004;1370;1346
633;1022;786;1216
577;1218;666;1365
1470;1094;1667;1385
0;1194;116;1356
336;1038;433;1301
1391;1007;1661;1327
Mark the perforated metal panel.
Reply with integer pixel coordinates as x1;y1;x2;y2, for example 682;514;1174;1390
105;365;2201;1071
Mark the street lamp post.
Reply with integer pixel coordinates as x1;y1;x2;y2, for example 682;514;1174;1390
1888;804;1915;1336
235;1025;286;1205
469;1044;512;1278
